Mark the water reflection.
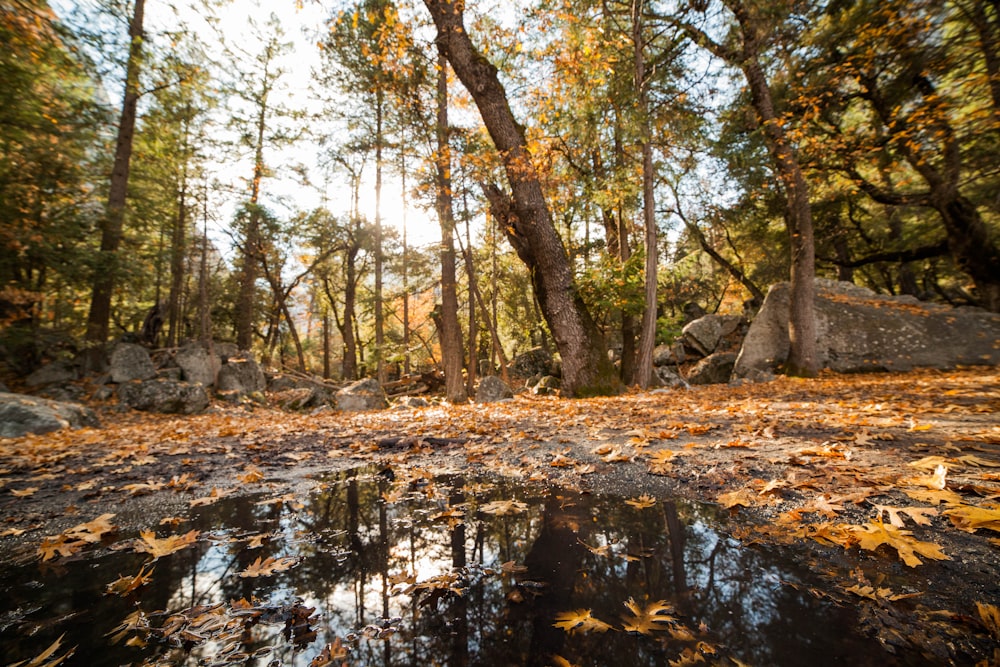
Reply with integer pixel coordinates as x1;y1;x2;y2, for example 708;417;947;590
0;467;900;666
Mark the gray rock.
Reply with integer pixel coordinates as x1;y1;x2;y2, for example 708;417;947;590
393;396;430;409
653;342;686;367
734;279;1000;377
686;351;738;385
109;343;157;383
118;379;209;414
215;343;240;360
217;355;266;395
511;347;555;378
531;375;561;396
336;378;387;411
0;392;99;437
157;367;183;381
476;375;514;403
25;360;78;388
653;366;689;388
175;344;218;387
272;387;330;411
681;314;743;357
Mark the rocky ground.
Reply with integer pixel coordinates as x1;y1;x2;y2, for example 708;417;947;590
1;367;999;664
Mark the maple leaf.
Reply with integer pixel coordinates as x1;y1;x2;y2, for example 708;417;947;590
848;520;949;567
38;535;87;562
106;564;153;596
906;463;949;490
717;489;756;509
621;598;676;635
668;646;706;666
11;486;39;497
903;488;963;506
121;480;165;496
553;608;613;634
977;602;1000;640
625;494;657;510
874;505;938;528
133;529;200;560
239;555;298;578
844;584;921;602
943;504;1000;533
189;487;231;508
802;494;844;518
480;499;528;516
7;633;75;667
64;513;116;543
593;444;631;463
238;467;265;484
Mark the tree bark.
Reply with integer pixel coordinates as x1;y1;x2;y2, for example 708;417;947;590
85;0;145;348
434;50;468;403
423;0;619;397
633;0;658;388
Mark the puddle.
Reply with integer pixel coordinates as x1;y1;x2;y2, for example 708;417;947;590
0;467;914;665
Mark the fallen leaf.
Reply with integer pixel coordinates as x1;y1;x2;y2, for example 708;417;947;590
11;487;39;497
133;529;200;560
239;555;298;578
553;608;613;634
480;500;528;516
943;504;1000;533
106;564;154;596
977;602;1000;640
64;513;116;543
625;494;657;510
238;467;266;484
903;488;963;505
7;633;75;667
844;584;921;602
848;520;949;567
37;535;87;562
718;489;756;509
874;505;937;528
621;598;676;635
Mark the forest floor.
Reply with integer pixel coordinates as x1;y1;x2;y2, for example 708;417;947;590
1;367;999;663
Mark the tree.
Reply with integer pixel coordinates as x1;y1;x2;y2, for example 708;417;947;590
422;0;620;397
433;51;468;402
671;0;819;377
84;0;145;351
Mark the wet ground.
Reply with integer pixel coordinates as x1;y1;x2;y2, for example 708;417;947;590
1;369;999;665
0;466;936;666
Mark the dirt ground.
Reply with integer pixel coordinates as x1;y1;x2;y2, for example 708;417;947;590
1;367;999;663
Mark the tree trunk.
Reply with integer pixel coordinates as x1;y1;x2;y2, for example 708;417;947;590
739;40;818;377
85;0;145;347
434;50;468;403
423;0;619;397
167;172;187;348
633;0;658;388
374;89;386;385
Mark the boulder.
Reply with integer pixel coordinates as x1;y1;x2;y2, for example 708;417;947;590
217;355;266;396
0;392;99;437
476;375;514;403
175;344;218;387
734;279;1000;377
531;375;561;396
272;387;331;411
653;342;686;367
680;314;743;357
25;360;78;388
511;347;555;378
336;378;387;411
686;352;738;385
654;366;689;388
109;343;156;384
118;379;209;414
393;396;430;410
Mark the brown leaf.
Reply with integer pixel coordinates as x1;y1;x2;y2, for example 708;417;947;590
943;504;1000;533
106;564;154;596
6;633;75;667
239;555;298;578
848;520;949;567
133;529;200;560
621;598;676;635
553;608;613;634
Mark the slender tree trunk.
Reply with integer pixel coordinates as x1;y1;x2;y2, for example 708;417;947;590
633;0;658;388
424;0;619;397
401;156;411;376
374;89;386;384
85;0;145;348
435;51;468;403
167;170;188;347
464;188;477;396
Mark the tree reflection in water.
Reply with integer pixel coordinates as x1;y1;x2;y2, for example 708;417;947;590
0;466;896;666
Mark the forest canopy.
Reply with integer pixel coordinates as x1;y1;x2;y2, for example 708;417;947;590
1;0;997;394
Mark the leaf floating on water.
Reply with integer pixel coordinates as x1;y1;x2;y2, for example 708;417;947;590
621;598;676;635
480;500;528;516
552;608;613;635
133;529;200;560
239;555;298;578
6;633;75;667
625;494;657;510
105;564;154;597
